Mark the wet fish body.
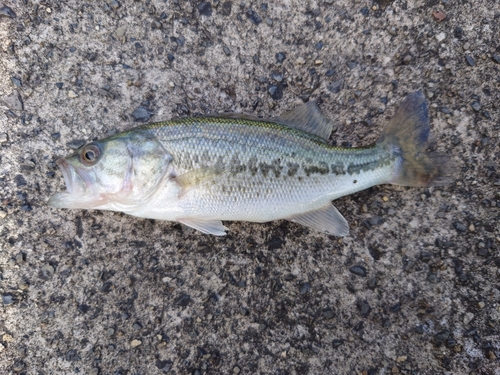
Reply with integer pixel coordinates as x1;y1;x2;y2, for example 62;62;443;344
49;92;449;235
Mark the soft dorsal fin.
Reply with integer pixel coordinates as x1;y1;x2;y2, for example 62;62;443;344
277;102;334;140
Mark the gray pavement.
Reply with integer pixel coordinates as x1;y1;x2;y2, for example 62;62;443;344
0;1;499;374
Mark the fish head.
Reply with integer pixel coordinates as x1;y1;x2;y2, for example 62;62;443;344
48;131;172;211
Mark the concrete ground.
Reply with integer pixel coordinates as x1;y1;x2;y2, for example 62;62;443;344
1;0;499;374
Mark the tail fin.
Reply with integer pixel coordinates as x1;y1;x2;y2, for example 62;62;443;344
378;91;452;187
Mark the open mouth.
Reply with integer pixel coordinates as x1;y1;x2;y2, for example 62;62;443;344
48;158;90;208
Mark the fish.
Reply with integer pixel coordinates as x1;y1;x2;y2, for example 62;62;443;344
48;91;451;236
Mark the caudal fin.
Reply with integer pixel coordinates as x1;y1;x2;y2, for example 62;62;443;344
379;91;453;187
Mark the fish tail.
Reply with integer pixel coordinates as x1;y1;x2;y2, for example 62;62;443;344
378;91;453;187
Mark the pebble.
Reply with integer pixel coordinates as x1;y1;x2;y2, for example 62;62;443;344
67;90;78;99
322;308;334;319
156;360;173;372
268;84;283;100
271;71;283;82
328;79;344;93
2;294;13;305
89;368;99;375
2;92;24;111
223;46;231;56
465;55;475;67
41;264;55;278
332;339;344;348
357;300;371;317
275;52;286;63
246;9;262;25
493;54;500;64
478;301;485;309
11;76;21;87
463;312;474;325
233;366;241;374
295;56;305;65
0;133;7;143
470;102;481;112
396;356;407;363
299;282;311;294
265;18;273;26
130;339;142;348
435;32;446;42
325;69;335;77
0;210;7;219
432;10;446;22
0;5;16;18
349;265;367;277
115;26;126;37
198;2;212;17
131;106;153;122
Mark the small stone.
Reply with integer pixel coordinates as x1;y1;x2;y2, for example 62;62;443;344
295;56;305;65
0;133;7;143
396;356;407;363
328;79;344;93
357;300;371;317
115;26;126;37
156;360;173;372
470;102;481;112
131;106;153;122
2;92;23;111
2;294;13;305
246;9;262;25
453;221;467;232
41;264;55;278
233;366;240;374
478;301;485;309
382;196;389;202
106;328;115;336
324;0;335;4
223;46;231;56
89;368;99;375
322;308;334;319
265;18;273;26
332;338;344;348
435;32;446;42
130;339;142;348
198;2;212;17
314;59;323;65
67;90;78;99
432;10;446;22
11;76;21;87
465;55;475;67
110;0;121;9
0;210;7;219
463;312;474;325
325;69;335;77
268;84;283;100
299;282;311;294
349;265;367;277
2;334;14;342
275;52;286;63
493;54;500;64
0;5;16;18
46;7;52;13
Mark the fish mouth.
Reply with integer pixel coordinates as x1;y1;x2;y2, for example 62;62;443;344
48;158;98;209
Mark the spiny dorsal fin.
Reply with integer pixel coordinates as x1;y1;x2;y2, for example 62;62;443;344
277;102;334;140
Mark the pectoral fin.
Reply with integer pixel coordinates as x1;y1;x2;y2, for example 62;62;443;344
288;204;349;236
178;218;228;236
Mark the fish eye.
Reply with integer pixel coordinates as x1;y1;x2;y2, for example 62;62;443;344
81;144;101;165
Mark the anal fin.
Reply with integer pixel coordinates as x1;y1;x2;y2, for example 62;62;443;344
288;203;349;236
178;218;228;236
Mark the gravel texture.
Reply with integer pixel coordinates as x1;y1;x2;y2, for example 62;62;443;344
1;1;499;374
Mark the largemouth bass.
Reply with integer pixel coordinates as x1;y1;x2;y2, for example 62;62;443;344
48;91;450;236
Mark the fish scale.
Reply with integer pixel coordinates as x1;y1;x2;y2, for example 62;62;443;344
140;118;397;223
